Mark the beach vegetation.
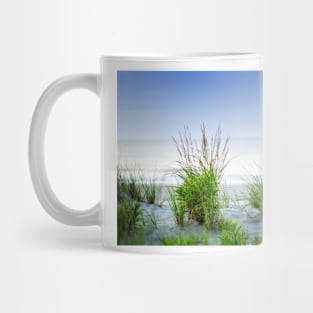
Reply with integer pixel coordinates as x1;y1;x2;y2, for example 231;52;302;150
159;228;210;245
117;199;144;243
172;124;230;229
246;170;263;211
168;187;185;226
117;165;158;204
251;235;262;245
117;165;143;202
142;177;157;204
159;233;199;245
219;219;247;245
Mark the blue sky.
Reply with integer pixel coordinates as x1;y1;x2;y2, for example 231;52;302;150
117;71;262;141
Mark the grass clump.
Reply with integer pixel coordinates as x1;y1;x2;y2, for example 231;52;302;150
117;165;158;204
142;177;157;204
246;171;263;211
251;235;262;245
117;199;144;244
226;168;263;214
117;165;143;202
172;124;230;229
219;219;247;245
168;187;185;226
117;165;159;244
175;168;220;227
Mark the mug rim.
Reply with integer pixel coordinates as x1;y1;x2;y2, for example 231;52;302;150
101;52;261;62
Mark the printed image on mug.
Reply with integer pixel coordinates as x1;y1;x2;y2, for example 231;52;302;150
117;71;262;246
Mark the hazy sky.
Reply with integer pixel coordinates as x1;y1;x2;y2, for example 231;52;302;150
117;71;262;141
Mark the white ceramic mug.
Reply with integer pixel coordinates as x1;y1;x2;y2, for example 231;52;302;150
29;53;263;252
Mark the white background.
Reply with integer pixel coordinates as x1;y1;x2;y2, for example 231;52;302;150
1;0;313;312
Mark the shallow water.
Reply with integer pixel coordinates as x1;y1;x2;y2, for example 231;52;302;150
139;201;262;245
120;183;262;245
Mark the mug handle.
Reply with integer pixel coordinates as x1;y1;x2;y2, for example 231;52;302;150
29;74;101;226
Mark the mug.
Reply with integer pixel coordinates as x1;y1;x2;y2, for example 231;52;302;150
29;53;263;252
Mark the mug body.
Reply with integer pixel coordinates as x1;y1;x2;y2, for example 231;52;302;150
100;54;263;252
